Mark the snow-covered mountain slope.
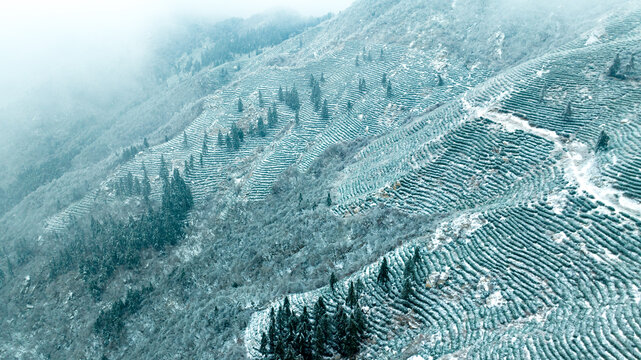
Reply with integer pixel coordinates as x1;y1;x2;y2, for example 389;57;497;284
2;0;641;359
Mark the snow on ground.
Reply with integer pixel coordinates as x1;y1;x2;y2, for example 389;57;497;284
483;110;641;220
486;290;506;308
409;355;428;360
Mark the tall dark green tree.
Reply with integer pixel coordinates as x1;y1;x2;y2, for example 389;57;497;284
311;80;321;111
334;305;349;355
142;164;151;205
377;257;389;284
258;116;267;137
268;102;279;127
413;247;421;264
202;135;209;155
238;98;244;112
346;281;358;308
259;90;265;108
596;130;610;152
329;272;337;292
321;100;330;120
563;101;572;121
159;155;169;184
608;53;622;78
217;130;224;147
225;134;232;149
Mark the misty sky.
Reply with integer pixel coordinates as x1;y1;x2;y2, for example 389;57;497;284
0;0;354;107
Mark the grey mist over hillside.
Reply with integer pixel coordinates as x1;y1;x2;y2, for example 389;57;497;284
1;0;641;359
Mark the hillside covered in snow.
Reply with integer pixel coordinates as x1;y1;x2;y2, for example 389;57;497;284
2;0;641;359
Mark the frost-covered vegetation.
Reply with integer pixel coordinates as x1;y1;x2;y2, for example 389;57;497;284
2;0;641;359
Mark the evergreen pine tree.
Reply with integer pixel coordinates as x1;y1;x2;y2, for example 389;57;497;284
596;130;610;152
321;100;329;120
143;137;149;148
346;281;358;308
217;130;224;147
437;74;444;86
563;101;572;121
608;53;622;78
329;272;337;292
347;100;352;111
259;332;269;356
259;90;265;108
189;154;194;169
343;313;362;357
295;110;300;125
377;257;389;284
334;305;349;355
625;54;635;73
237;98;244;112
199;153;203;167
386;80;393;98
268;103;278;127
382;73;387;86
326;192;332;206
225;134;232;149
258;116;267;137
320;73;325;82
202;136;208;155
401;276;413;300
159;155;169;184
268;308;278;356
413;247;421;264
183;131;188;147
142;164;151;204
278;86;284;102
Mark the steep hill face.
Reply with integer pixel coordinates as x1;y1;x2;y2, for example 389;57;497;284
2;0;641;359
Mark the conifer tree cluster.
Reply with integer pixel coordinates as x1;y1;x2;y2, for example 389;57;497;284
283;85;301;111
94;284;154;345
259;291;367;360
229;123;245;150
120;145;140;163
115;171;142;197
49;161;194;300
268;102;279;128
